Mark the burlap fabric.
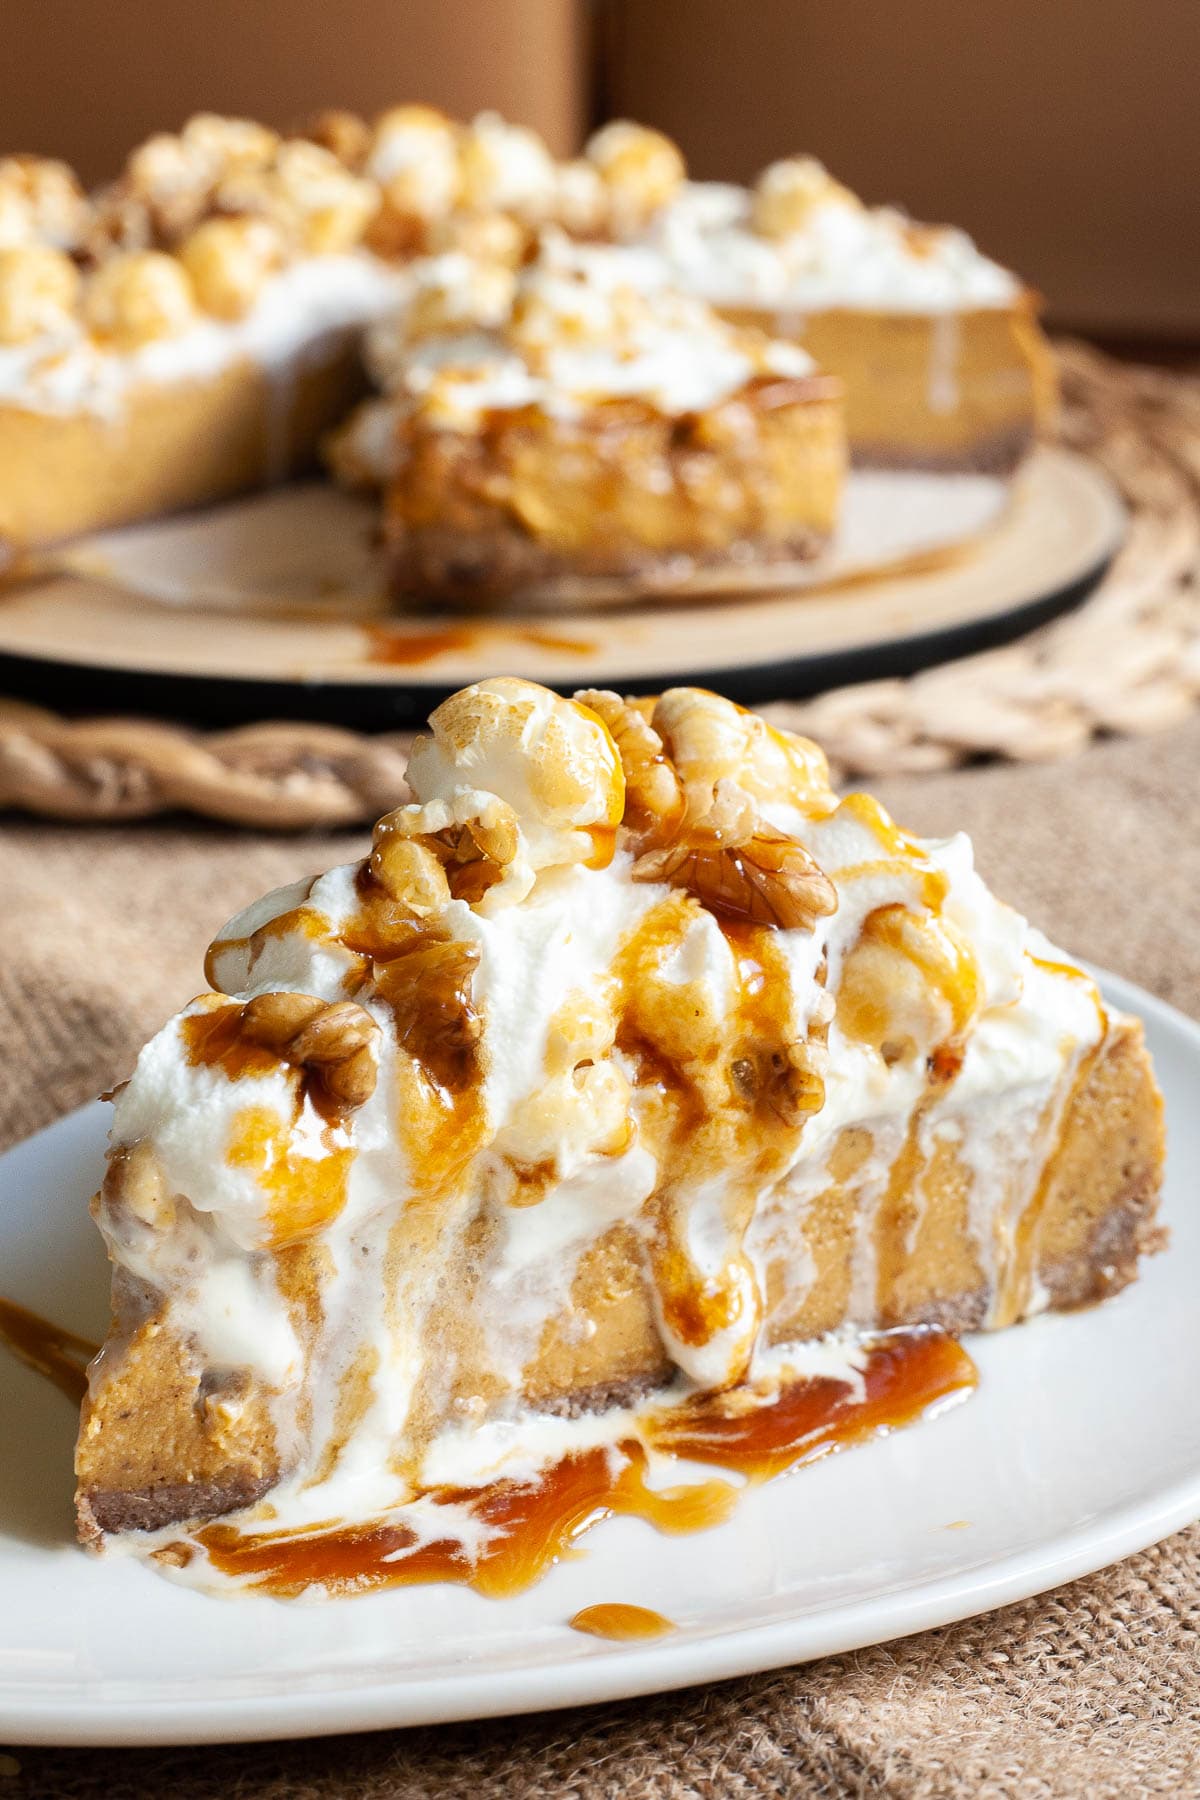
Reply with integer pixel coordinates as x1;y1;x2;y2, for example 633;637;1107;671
2;717;1198;1798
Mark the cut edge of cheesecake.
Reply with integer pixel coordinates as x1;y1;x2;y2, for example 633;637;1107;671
76;1008;1164;1544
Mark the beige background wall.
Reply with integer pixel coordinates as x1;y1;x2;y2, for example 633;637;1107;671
6;0;1197;338
6;0;586;177
600;0;1200;337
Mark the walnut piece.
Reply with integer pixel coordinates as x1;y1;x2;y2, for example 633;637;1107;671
575;689;683;838
371;790;523;913
633;782;837;931
239;991;379;1110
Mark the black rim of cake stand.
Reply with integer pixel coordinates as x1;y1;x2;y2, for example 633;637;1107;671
0;548;1112;736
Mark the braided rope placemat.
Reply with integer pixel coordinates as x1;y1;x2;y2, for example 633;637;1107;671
1;340;1196;827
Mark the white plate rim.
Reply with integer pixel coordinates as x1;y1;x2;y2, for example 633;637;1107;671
2;966;1197;1747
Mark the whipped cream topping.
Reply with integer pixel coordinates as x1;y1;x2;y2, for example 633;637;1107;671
95;681;1107;1554
0;251;407;416
647;178;1022;315
351;231;815;446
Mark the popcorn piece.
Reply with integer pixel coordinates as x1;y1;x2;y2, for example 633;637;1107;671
302;108;371;170
495;1059;631;1176
406;678;626;893
0;246;81;345
114;115;281;247
752;156;861;239
217;140;376;254
838;905;981;1064
585;121;685;231
0;155;91;251
506;243;630;355
367;105;461;210
650;688;831;817
458;112;558;220
423;208;527;268
180;113;280;175
179;216;284;319
553;158;609;237
83;251;196;347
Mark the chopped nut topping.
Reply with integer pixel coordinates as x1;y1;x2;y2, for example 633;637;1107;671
574;689;684;839
633;781;837;931
372;791;524;913
236;991;380;1111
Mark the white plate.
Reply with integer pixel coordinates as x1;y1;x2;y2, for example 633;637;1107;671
1;968;1196;1748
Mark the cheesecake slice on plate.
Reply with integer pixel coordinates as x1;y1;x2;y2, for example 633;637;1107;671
75;682;1164;1590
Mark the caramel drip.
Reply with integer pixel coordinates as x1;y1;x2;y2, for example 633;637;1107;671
835;792;949;912
341;867;490;1473
0;1295;96;1405
645;1327;975;1479
198;1439;736;1600
306;1342;380;1489
611;898;818;1363
226;1104;354;1246
190;1329;974;1599
569;1604;676;1641
994;1037;1108;1328
986;959;1107;1326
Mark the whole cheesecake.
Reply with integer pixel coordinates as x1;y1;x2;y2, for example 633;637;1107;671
2;113;1053;584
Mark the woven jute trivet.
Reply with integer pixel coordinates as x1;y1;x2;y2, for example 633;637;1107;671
0;340;1197;829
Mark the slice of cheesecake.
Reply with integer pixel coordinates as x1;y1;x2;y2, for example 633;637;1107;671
76;679;1164;1565
645;157;1057;474
0;108;582;561
327;231;845;606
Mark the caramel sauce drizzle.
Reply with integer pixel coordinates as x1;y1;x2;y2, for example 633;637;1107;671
610;895;810;1358
181;1004;357;1247
979;955;1108;1327
365;625;598;667
190;1329;975;1599
569;1604;676;1641
0;1296;96;1406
